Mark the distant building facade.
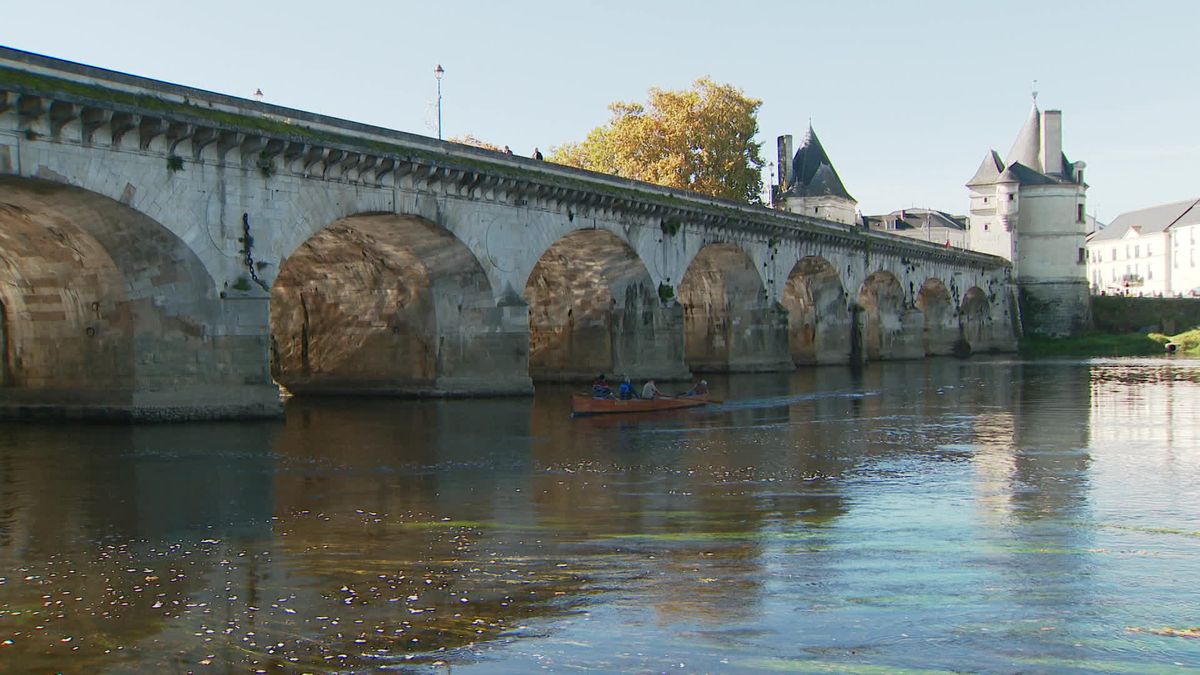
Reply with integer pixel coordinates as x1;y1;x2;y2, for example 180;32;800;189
1086;198;1200;296
965;103;1090;336
774;125;857;225
865;208;969;248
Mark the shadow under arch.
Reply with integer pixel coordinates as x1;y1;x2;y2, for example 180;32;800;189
0;176;271;420
679;243;789;372
782;256;849;365
524;229;687;383
916;277;955;356
959;286;991;353
856;270;909;362
270;213;531;396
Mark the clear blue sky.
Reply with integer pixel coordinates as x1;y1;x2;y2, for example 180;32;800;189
2;0;1196;221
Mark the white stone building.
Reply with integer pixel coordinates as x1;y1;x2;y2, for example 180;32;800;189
774;126;857;225
865;208;969;248
1086;198;1200;296
965;103;1090;335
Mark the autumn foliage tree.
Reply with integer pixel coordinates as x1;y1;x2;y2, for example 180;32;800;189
551;78;765;203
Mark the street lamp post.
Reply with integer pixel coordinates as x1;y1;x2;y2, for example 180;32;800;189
434;64;444;140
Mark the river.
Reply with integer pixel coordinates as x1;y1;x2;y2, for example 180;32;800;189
1;357;1199;673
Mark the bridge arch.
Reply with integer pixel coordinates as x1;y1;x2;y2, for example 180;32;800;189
525;229;687;382
916;278;955;356
679;243;789;372
782;256;849;365
959;286;991;354
0;176;273;418
270;213;530;396
857;270;907;362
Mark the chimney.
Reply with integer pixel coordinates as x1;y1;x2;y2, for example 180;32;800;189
777;135;793;189
1041;110;1063;176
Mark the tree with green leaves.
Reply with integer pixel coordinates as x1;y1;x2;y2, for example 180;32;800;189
551;78;765;203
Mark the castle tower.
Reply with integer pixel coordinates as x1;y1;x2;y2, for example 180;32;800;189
966;102;1090;336
776;125;857;225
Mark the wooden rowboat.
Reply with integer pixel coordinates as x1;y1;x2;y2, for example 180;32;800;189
571;393;709;416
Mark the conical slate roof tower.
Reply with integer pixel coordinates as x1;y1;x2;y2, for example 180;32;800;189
775;125;857;225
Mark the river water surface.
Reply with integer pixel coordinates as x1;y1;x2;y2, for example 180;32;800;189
2;357;1200;673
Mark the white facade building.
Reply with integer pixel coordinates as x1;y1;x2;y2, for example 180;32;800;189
965;103;1090;335
865;209;969;248
1087;198;1200;296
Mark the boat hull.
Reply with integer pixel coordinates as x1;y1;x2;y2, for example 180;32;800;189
571;394;709;416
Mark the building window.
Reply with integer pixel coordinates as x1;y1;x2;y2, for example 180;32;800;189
983;197;989;204
1008;194;1015;201
1148;267;1153;280
1147;244;1152;256
1135;245;1140;258
1078;247;1086;263
984;223;989;231
1077;204;1085;223
1112;247;1117;260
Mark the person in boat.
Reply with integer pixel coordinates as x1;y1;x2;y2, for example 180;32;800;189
681;379;708;397
592;374;614;399
641;379;664;400
618;376;635;400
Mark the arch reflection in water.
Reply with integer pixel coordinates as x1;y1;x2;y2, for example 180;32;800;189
8;360;1200;672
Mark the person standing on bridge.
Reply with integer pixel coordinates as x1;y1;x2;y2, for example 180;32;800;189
532;147;544;160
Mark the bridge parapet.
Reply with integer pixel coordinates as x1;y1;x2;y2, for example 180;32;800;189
0;46;1006;272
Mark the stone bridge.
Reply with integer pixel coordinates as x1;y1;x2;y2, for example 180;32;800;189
0;47;1016;420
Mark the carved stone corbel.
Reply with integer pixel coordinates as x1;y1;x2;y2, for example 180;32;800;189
335;152;361;181
17;94;45;123
300;146;326;175
48;101;80;136
282;141;307;172
138;116;166;150
190;127;218;161
239;135;267;166
80;107;111;144
215;130;243;161
109;111;139;147
375;158;397;185
166;122;193;155
319;149;344;178
354;155;378;183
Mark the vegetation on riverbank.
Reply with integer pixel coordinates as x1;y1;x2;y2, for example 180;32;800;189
1020;327;1200;357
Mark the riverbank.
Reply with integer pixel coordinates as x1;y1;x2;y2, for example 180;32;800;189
1019;296;1200;357
1020;327;1200;357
